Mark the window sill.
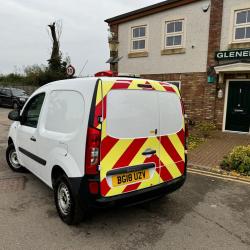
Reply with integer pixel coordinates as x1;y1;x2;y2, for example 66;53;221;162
128;51;149;58
161;48;185;55
228;42;250;49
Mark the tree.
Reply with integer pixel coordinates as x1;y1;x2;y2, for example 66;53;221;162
47;21;67;74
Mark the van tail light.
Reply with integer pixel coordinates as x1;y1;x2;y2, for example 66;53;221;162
85;128;101;175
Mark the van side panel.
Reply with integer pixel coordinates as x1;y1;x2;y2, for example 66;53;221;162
96;79;185;198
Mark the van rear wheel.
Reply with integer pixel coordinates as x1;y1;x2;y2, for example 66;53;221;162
54;175;85;225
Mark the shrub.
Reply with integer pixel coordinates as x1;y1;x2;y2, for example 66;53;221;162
195;121;216;138
221;145;250;175
0;64;69;87
188;135;205;150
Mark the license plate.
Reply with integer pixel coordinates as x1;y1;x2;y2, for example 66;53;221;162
112;169;150;187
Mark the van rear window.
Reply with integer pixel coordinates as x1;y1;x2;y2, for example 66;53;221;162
106;90;183;139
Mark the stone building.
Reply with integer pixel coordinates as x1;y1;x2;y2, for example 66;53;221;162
105;0;250;133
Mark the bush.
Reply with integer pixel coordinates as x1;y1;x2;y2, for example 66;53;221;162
0;73;26;85
0;64;69;87
24;65;68;86
195;121;216;138
188;135;205;150
221;145;250;175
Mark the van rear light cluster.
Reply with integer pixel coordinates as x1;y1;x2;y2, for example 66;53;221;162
85;128;101;175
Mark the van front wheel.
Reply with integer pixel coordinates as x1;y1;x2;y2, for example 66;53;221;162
54;175;85;225
6;143;26;172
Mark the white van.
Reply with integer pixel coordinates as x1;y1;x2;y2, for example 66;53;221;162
6;77;187;225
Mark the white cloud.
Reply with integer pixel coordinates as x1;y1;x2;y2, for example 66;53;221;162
0;0;161;75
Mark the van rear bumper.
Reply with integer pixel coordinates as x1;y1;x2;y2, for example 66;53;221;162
95;175;186;207
69;174;186;208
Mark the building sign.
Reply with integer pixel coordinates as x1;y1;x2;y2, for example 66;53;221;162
215;49;250;61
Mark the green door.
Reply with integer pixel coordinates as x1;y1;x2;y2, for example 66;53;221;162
225;81;250;132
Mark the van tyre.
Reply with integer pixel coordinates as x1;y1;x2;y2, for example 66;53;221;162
6;143;26;172
54;175;85;225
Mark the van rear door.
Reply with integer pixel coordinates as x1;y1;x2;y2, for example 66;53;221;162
95;79;185;198
158;91;185;185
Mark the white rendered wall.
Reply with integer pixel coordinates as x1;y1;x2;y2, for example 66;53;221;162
118;0;211;74
220;0;250;50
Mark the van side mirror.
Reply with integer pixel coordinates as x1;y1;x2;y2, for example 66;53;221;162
8;110;20;121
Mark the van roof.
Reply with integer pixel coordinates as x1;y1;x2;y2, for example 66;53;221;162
34;77;178;96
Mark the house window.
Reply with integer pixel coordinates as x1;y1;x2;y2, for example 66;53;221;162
165;20;184;48
164;81;181;90
234;9;250;42
131;26;147;51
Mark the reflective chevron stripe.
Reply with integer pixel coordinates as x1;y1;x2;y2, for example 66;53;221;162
95;79;185;197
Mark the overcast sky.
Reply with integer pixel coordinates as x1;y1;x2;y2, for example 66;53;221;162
0;0;161;76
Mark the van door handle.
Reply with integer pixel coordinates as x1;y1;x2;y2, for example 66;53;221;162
142;148;156;156
30;136;36;142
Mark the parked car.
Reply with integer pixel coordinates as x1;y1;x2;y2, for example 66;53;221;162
0;87;29;109
6;76;187;225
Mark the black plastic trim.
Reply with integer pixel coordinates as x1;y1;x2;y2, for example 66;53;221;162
88;79;100;128
142;149;156;156
18;147;46;166
106;163;155;176
137;84;153;89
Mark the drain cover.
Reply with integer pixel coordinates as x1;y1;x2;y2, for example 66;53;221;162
0;176;25;193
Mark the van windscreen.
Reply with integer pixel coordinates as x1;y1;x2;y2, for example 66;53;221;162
106;90;183;139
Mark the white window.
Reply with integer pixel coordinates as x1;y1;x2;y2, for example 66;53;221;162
106;90;183;139
233;9;250;42
45;90;85;134
165;19;184;48
131;26;147;51
158;92;183;136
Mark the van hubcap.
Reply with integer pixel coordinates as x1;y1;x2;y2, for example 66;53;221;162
57;183;71;215
9;150;20;169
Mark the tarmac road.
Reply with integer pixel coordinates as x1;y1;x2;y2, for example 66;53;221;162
0;107;249;250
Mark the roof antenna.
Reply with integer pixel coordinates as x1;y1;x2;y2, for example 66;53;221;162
78;60;88;77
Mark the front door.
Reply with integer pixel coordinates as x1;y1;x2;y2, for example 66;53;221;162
16;93;46;176
225;81;250;132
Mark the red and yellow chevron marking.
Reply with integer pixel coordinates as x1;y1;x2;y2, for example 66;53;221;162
94;78;185;197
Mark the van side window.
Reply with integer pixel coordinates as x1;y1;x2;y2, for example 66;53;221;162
21;93;45;128
44;90;84;134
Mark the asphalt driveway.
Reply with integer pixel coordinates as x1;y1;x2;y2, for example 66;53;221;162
0;107;249;250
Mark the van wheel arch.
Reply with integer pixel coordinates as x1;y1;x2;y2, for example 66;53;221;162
8;137;13;145
51;165;66;187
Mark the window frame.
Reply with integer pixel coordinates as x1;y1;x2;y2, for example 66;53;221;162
233;9;250;43
164;19;185;49
164;81;181;91
21;92;45;128
130;25;148;52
